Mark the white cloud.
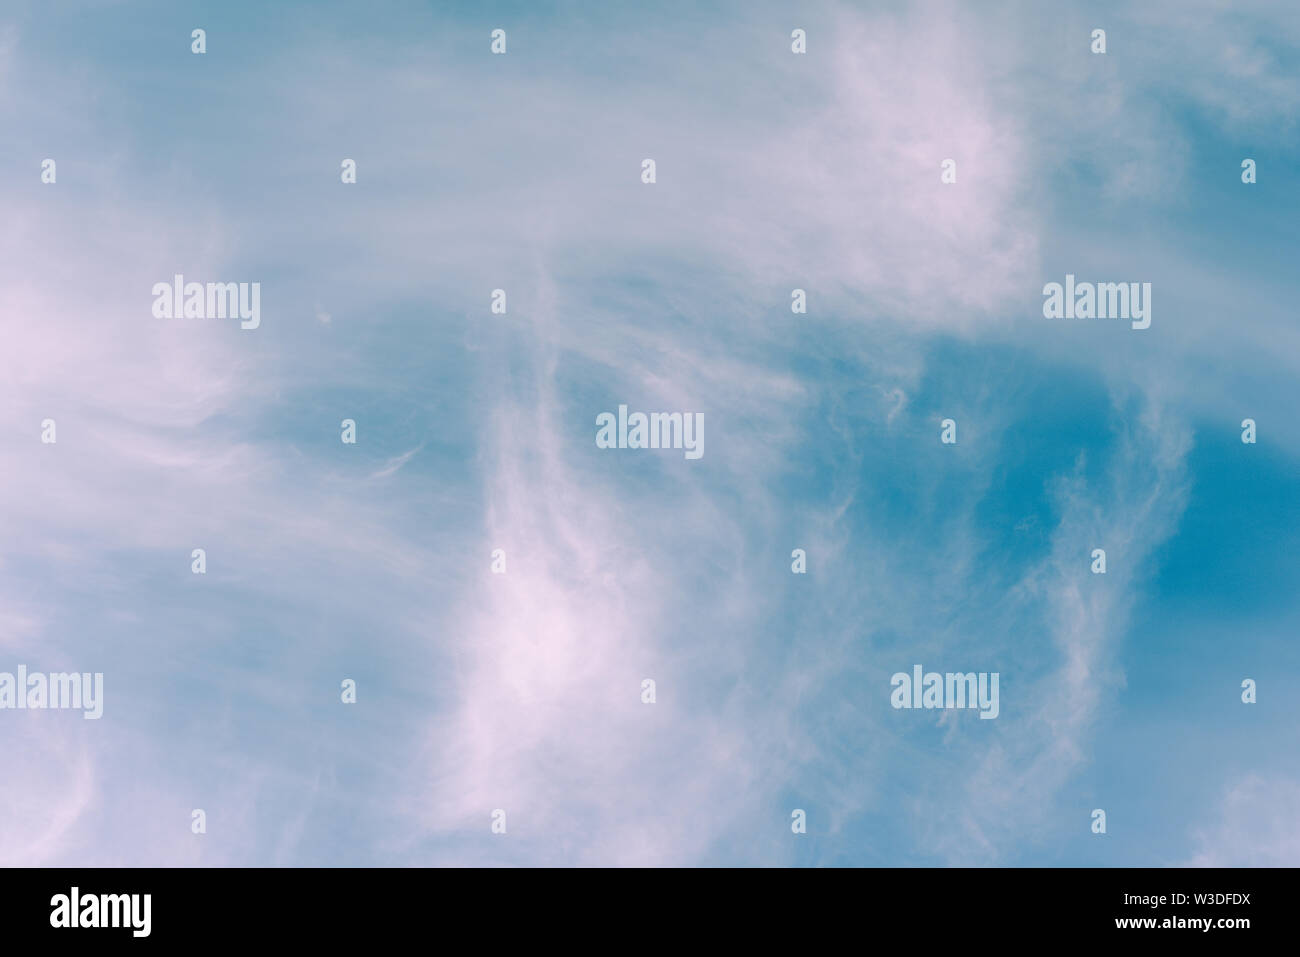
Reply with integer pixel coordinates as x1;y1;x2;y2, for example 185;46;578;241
1187;774;1300;867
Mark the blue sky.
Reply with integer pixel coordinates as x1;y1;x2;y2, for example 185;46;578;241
1;0;1297;866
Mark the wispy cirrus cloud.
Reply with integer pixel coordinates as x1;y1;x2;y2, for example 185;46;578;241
0;0;1296;868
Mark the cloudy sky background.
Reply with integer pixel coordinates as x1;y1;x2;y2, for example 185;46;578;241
1;0;1297;866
